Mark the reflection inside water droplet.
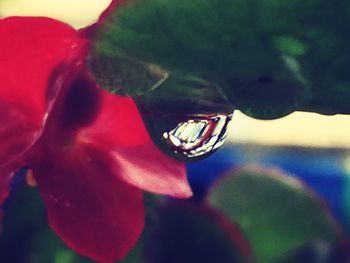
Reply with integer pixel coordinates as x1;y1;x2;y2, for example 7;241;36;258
163;114;232;158
141;112;233;161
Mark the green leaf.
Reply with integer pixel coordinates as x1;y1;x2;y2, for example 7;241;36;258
208;167;341;263
87;50;169;96
135;74;233;115
90;0;350;119
271;36;309;57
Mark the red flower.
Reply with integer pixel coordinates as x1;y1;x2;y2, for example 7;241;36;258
0;7;191;263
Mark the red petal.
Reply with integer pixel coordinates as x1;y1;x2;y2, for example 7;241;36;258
0;17;87;165
108;142;192;198
78;85;151;147
84;89;192;198
33;145;144;262
42;68;192;198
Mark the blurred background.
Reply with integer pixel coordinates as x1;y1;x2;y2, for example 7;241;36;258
1;1;350;262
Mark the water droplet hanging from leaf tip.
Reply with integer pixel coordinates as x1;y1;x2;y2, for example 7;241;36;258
142;112;234;162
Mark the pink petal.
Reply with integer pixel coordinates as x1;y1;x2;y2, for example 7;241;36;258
0;17;87;166
32;144;144;262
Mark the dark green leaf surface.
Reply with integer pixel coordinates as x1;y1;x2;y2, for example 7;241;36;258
90;0;350;119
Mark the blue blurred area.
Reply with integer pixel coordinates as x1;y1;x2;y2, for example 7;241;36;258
187;144;350;231
3;168;27;210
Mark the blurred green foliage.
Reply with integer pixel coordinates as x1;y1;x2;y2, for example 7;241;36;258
209;168;342;263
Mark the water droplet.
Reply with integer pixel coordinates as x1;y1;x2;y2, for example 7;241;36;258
141;112;233;161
